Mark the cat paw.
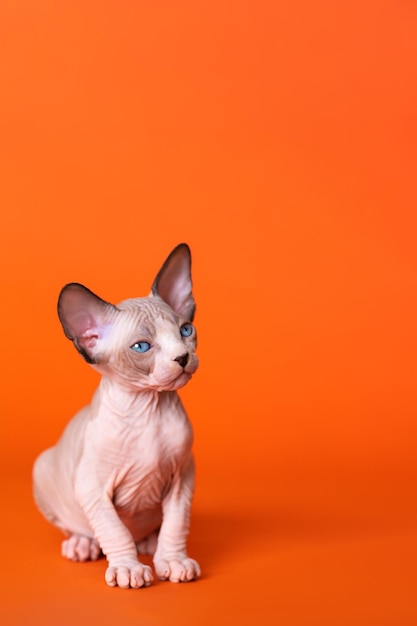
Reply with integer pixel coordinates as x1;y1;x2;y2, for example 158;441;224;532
62;535;101;562
154;557;201;583
105;560;154;589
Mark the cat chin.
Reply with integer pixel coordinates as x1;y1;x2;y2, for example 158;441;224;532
112;372;192;393
153;372;192;392
170;372;193;390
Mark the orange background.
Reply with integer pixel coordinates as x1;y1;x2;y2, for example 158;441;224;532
1;1;416;624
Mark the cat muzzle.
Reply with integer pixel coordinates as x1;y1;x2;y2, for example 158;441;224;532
174;353;189;368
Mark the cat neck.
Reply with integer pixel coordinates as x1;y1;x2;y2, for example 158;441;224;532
95;376;180;420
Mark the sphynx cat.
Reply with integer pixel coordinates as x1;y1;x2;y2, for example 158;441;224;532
33;243;201;588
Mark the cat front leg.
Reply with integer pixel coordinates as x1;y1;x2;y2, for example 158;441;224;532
76;475;153;589
153;456;201;583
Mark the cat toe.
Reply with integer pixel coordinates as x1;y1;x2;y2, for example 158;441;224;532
62;535;101;562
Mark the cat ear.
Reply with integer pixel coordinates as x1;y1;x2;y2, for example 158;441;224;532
57;283;118;364
151;243;196;321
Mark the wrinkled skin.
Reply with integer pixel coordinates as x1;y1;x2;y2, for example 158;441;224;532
33;244;201;588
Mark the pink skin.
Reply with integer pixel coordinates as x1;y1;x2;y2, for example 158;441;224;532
33;244;201;588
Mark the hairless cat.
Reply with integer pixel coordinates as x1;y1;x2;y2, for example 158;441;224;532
33;244;200;588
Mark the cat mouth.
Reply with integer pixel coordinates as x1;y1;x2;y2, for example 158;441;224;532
147;362;197;392
168;371;192;390
154;370;192;391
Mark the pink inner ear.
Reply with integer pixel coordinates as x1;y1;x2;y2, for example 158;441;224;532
67;312;100;339
168;285;193;317
58;283;117;363
152;245;195;320
80;328;100;347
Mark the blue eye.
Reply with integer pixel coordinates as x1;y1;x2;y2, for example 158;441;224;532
180;323;193;338
131;341;151;353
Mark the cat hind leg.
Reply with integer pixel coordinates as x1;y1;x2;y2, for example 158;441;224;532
62;534;102;562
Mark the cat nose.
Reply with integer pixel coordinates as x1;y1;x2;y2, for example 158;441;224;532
174;353;189;368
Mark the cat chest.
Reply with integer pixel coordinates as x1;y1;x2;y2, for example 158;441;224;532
100;423;192;510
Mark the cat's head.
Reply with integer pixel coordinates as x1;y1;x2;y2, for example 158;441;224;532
57;244;198;392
